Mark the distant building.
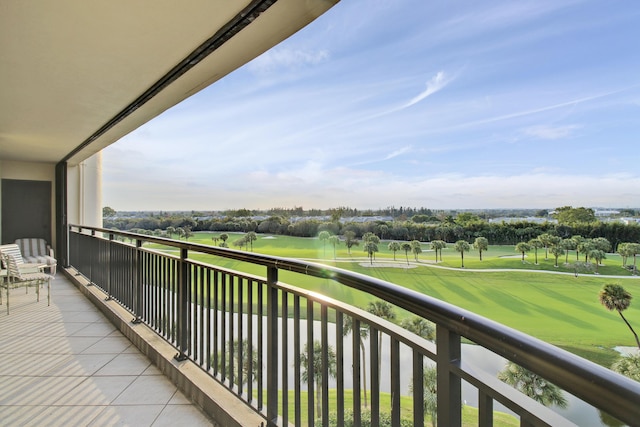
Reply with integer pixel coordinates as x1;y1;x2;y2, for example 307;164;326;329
488;217;557;224
594;209;620;217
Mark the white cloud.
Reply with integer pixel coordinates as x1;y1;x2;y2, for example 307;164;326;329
248;48;330;73
523;124;581;140
403;71;452;109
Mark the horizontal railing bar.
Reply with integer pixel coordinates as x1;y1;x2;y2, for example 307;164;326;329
455;360;577;427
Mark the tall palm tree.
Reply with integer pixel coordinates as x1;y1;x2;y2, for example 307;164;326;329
342;315;370;407
328;235;340;259
473;237;489;261
246;231;257;251
400;316;435;341
549;245;565;268
409;364;437;427
454;240;470;268
561;238;577;265
367;300;396;380
387;241;401;261
572;235;585;261
215;339;260;387
300;340;337;415
515;242;531;263
588;249;606;274
343;231;359;255
363;240;378;265
528;238;543;265
599;284;640;349
498;362;568;408
401;242;412;265
411;240;422;261
538;233;553;260
430;240;446;262
318;231;330;257
617;242;631;267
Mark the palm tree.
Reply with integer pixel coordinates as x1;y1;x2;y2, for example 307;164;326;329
430;240;446;262
498;362;568;408
328;235;340;259
549;245;564;268
342;315;369;407
300;340;337;415
215;339;260;387
400;316;435;341
454;240;470;268
515;242;531;263
318;231;330;257
183;226;193;241
572;235;585;261
387;241;401;261
578;239;595;263
246;231;257;251
617;242;631;267
627;243;640;273
409;364;437;427
363;240;378;265
411;240;422;261
344;231;359;255
599;284;640;349
166;226;176;239
401;242;412;265
473;237;489;261
561;238;577;265
588;249;606;274
367;300;396;379
528;238;543;265
538;233;553;260
592;237;611;253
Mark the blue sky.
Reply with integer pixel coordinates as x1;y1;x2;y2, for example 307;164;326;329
103;0;640;211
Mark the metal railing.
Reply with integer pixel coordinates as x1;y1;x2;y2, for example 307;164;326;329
68;225;640;427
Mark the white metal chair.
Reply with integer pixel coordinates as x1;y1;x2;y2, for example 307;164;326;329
1;253;52;314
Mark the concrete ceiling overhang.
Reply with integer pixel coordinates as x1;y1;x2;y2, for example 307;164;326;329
0;0;338;165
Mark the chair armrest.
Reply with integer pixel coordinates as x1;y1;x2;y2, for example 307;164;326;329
48;246;55;258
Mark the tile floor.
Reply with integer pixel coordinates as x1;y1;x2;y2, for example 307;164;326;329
0;274;214;426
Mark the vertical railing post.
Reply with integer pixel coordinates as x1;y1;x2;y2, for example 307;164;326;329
266;266;279;426
175;247;189;361
436;324;462;427
132;239;143;324
105;233;114;301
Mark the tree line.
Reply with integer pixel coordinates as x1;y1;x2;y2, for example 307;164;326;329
105;213;640;250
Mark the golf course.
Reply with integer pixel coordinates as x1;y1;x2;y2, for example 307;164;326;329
152;231;640;368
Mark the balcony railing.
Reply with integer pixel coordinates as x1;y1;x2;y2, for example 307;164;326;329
68;225;640;427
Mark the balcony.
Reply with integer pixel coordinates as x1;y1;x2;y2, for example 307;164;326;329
47;225;638;426
0;272;213;425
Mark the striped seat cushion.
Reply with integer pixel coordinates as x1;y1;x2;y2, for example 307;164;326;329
14;239;57;273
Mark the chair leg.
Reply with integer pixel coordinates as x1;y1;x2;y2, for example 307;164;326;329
6;287;9;315
47;279;51;306
36;282;40;303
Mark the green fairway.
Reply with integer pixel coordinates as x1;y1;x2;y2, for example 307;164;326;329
154;232;640;366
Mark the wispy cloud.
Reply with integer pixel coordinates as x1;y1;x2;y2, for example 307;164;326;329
248;48;330;73
402;71;452;109
384;146;412;160
523;124;581;140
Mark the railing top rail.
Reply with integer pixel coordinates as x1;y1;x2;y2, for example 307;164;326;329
69;224;640;424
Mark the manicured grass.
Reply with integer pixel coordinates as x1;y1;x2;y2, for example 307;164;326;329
152;232;640;366
268;388;518;427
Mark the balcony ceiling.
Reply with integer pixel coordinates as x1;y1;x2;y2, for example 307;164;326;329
0;0;338;165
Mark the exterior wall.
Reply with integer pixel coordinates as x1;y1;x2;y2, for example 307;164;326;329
67;152;103;228
0;160;56;245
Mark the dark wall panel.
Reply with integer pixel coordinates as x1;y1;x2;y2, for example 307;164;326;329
1;179;52;244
